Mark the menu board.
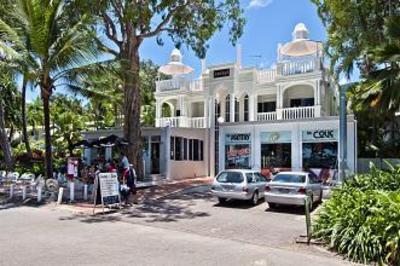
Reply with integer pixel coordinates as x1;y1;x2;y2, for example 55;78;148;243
93;173;121;213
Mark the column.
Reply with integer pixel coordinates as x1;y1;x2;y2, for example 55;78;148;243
105;147;112;161
230;94;235;123
155;99;162;127
249;93;256;121
276;85;283;120
178;96;186;116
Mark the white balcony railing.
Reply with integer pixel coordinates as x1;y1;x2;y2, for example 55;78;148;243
257;69;277;83
282;106;315;120
277;59;319;76
156;78;203;93
156;117;207;128
257;112;277;121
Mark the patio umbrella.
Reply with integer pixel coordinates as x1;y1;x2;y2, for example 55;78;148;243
158;49;194;76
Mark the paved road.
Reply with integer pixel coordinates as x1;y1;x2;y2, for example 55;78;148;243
0;186;351;266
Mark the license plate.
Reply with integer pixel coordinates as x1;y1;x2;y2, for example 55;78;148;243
222;185;234;191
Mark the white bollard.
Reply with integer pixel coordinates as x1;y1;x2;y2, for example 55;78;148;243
9;184;14;199
22;186;27;200
69;181;75;202
83;184;88;201
57;187;64;205
37;186;42;202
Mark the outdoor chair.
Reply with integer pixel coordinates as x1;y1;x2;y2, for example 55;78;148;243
7;172;20;182
20;173;35;181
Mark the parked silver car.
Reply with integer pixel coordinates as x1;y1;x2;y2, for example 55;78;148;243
211;170;267;205
264;171;323;210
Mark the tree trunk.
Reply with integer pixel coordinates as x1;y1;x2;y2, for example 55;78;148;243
122;43;143;180
0;99;13;171
41;90;53;179
21;77;32;157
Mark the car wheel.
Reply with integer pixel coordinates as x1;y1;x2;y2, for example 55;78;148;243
218;197;226;204
251;191;259;206
268;202;277;209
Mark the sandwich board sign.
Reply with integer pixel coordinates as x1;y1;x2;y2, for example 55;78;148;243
93;172;121;214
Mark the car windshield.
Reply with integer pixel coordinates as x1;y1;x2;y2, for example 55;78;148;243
216;171;244;183
273;174;306;183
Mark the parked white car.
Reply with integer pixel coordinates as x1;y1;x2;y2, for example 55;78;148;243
264;171;323;210
211;169;268;205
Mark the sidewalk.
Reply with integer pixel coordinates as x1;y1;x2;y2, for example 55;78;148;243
55;176;213;213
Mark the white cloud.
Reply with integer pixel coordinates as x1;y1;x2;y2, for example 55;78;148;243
248;0;273;9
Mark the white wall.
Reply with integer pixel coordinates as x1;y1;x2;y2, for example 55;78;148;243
167;128;209;179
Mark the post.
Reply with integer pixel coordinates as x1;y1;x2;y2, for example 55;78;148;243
304;196;311;245
83;184;88;201
37;186;42;202
57;187;64;205
22;185;27;200
9;183;14;199
338;85;348;183
69;181;75;202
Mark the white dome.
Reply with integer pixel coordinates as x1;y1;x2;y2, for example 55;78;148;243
292;23;309;41
170;48;182;63
159;48;193;76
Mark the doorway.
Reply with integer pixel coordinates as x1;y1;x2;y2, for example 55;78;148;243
151;142;160;174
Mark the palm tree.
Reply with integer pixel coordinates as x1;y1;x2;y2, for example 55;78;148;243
0;63;17;170
0;0;99;178
356;16;400;112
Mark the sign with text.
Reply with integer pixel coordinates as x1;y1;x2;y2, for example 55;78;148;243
93;173;121;213
225;133;251;145
213;68;230;78
302;129;338;142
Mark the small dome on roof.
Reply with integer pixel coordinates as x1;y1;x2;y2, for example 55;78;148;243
292;23;309;41
279;23;322;57
170;48;182;63
159;48;193;76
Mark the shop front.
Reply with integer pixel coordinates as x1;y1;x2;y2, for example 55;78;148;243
224;133;252;169
260;131;292;176
219;117;357;183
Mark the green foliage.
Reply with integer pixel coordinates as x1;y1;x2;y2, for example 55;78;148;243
313;166;400;265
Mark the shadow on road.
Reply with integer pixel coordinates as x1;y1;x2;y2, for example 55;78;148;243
212;198;265;210
264;204;320;215
59;186;213;224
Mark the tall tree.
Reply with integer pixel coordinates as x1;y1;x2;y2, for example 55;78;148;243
81;0;245;177
311;0;399;78
0;64;17;170
0;0;99;178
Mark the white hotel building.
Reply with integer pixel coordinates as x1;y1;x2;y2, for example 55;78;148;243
85;23;357;182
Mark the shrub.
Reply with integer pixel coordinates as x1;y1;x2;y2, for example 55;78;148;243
313;166;400;265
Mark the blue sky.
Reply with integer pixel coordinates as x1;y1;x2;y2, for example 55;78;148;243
27;0;327;100
140;0;326;76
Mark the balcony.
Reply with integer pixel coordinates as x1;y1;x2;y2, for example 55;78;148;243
257;106;320;121
156;117;207;128
257;112;277;121
257;58;321;84
277;59;319;76
156;78;202;93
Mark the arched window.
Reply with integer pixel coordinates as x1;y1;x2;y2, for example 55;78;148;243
234;97;239;122
225;95;230;122
243;95;249;121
